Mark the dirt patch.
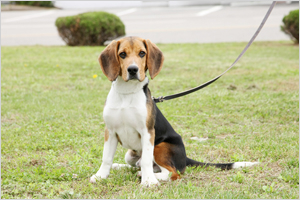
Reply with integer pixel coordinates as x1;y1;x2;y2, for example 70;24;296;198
28;159;44;166
227;84;237;90
246;84;260;90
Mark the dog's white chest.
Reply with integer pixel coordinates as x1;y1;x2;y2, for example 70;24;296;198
103;77;148;150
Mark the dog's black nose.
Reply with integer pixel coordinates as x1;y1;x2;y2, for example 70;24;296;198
127;65;139;76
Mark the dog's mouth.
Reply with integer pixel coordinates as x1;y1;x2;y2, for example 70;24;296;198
128;74;139;81
123;76;140;82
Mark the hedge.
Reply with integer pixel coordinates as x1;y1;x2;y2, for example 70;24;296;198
55;11;125;46
281;9;299;44
12;1;54;7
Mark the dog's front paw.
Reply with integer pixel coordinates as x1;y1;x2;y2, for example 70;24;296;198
135;159;141;168
90;173;109;182
141;177;160;187
90;175;99;183
111;163;120;170
112;163;132;170
137;171;142;177
141;179;160;187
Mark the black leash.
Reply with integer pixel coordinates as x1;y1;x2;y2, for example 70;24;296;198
153;1;277;103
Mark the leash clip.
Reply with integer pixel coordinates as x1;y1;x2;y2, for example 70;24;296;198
152;96;164;103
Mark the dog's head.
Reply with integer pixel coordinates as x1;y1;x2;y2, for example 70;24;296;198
98;36;164;82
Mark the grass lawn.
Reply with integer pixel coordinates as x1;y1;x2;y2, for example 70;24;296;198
1;41;299;199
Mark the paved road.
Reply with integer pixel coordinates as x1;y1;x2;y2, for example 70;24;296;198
1;3;298;46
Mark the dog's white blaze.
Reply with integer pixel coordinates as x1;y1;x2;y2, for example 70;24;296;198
126;61;140;81
232;162;259;169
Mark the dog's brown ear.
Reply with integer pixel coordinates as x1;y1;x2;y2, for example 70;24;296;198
144;39;164;79
98;40;120;81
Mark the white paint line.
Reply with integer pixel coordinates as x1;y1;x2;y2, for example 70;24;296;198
1;33;58;38
231;1;273;7
196;6;223;17
127;24;278;34
2;10;56;23
1;24;54;29
116;8;137;16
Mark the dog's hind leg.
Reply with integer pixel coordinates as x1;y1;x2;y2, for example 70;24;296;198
153;165;170;181
111;163;132;169
137;164;169;181
111;149;141;170
153;142;186;181
136;158;161;172
125;149;141;166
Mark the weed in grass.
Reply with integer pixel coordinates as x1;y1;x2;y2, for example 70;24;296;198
231;153;245;162
262;182;276;193
60;189;82;199
229;171;245;183
278;168;299;187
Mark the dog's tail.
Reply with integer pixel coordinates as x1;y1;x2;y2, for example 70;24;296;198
186;157;259;170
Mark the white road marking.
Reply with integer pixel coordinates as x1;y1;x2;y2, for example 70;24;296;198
127;24;278;34
196;6;223;17
116;8;137;16
1;33;58;38
2;10;56;23
1;24;54;29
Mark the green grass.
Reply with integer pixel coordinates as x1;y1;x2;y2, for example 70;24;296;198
1;41;299;199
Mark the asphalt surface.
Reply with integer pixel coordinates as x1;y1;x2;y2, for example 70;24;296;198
1;3;298;46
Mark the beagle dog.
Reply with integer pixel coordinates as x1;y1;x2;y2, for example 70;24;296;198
90;36;258;186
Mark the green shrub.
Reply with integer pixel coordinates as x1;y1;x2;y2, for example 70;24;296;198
12;1;54;7
55;12;125;46
281;9;299;44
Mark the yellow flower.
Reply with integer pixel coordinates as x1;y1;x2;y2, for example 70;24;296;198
56;64;59;67
93;74;98;78
24;64;28;67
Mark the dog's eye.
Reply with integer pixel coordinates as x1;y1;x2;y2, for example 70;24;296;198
119;52;126;59
139;51;146;58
